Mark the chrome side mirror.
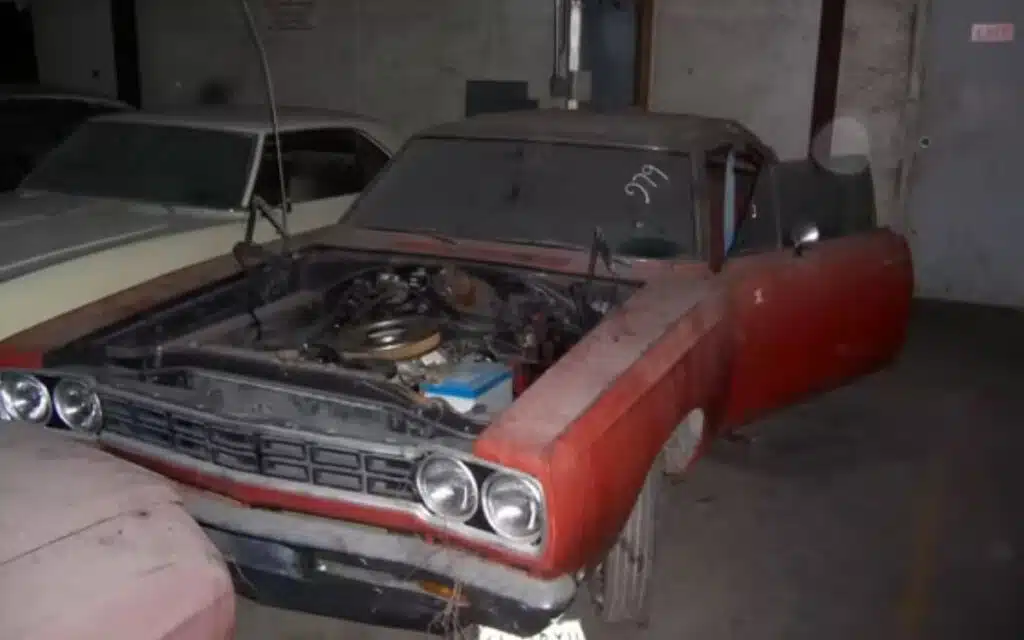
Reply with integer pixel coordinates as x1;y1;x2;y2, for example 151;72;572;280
790;222;820;256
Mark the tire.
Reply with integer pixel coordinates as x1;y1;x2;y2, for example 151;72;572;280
664;408;706;475
590;455;663;626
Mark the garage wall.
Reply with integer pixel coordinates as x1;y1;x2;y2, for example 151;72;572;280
650;0;916;227
135;0;556;139
834;0;917;230
649;0;822;161
29;0;915;226
30;0;117;97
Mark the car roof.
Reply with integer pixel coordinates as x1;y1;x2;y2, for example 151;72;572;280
90;104;403;151
0;84;133;110
417;108;774;157
94;104;379;133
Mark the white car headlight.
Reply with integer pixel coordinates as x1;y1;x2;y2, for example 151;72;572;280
415;455;479;522
0;372;52;424
482;473;545;542
53;378;103;433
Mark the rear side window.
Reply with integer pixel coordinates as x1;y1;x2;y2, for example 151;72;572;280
253;128;390;206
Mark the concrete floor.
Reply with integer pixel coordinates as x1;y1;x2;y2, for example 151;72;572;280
236;301;1024;640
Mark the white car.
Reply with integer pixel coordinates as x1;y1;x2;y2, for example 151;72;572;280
0;85;133;191
0;105;401;341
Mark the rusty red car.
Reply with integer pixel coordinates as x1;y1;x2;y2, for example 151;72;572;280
0;109;913;639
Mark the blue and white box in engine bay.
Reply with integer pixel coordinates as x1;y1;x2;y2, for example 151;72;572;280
421;361;514;416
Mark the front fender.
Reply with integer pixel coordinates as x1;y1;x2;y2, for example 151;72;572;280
475;275;735;577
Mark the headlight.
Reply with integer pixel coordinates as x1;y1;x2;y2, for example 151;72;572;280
415;455;479;522
53;378;103;433
482;473;545;542
0;372;52;423
483;471;548;540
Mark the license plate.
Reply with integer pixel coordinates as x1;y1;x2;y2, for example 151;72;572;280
477;618;586;640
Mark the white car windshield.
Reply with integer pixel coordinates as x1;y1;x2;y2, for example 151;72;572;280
348;137;697;259
20;120;257;210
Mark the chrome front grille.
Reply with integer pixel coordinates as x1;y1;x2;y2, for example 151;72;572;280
101;396;417;502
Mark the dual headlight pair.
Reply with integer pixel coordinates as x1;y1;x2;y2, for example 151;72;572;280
416;455;545;545
0;373;545;545
0;372;103;433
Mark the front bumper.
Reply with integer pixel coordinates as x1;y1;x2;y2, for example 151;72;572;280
184;493;577;636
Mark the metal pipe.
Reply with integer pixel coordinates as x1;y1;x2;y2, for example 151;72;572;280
553;0;565;77
567;0;583;110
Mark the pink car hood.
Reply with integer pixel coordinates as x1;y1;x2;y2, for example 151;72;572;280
0;424;235;640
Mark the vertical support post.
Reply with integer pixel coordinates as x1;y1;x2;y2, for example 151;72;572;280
567;0;583;110
808;0;848;158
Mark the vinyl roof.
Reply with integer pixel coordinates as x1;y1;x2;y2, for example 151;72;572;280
417;108;773;157
0;84;132;110
89;104;404;151
93;104;382;133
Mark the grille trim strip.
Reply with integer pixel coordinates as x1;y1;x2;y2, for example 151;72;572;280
99;394;418;503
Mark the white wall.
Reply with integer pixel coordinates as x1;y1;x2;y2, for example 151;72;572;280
30;0;117;97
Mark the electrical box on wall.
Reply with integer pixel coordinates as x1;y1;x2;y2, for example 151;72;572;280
465;80;537;117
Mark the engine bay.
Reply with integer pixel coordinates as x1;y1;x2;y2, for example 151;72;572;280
73;250;637;429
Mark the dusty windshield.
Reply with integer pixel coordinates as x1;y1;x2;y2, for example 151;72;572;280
348;137;696;258
20;120;257;210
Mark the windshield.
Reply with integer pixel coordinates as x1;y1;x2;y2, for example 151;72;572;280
20;120;257;210
348;137;696;258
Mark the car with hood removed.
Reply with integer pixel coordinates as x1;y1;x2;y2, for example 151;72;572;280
0;109;913;639
0;105;399;342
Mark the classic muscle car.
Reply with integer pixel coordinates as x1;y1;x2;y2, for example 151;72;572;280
0;85;133;192
0;422;235;640
0;110;913;639
0;105;399;342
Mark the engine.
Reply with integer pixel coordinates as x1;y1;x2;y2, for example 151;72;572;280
234;262;612;420
66;254;629;432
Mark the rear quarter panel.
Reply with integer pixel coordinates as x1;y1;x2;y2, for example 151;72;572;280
475;271;734;576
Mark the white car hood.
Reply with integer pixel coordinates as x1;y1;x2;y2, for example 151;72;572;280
0;190;238;285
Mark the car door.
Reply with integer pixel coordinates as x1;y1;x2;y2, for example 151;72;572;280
717;153;913;430
251;127;391;236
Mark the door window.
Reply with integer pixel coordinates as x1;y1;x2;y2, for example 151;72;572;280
252;128;389;206
705;146;779;256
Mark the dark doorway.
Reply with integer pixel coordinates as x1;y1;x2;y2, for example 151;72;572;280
110;0;141;107
582;0;652;111
583;0;636;111
0;3;39;85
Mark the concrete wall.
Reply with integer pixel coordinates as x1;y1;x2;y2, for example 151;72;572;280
834;0;917;229
649;0;916;227
29;0;915;225
30;0;117;97
650;0;823;161
135;0;556;139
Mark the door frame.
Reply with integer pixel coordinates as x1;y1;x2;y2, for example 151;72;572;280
893;0;931;236
633;0;654;108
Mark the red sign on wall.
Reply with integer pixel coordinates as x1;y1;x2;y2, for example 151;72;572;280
971;23;1015;43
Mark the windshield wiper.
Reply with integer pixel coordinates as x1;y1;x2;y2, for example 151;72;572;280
494;237;586;251
361;225;459;245
496;236;632;266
